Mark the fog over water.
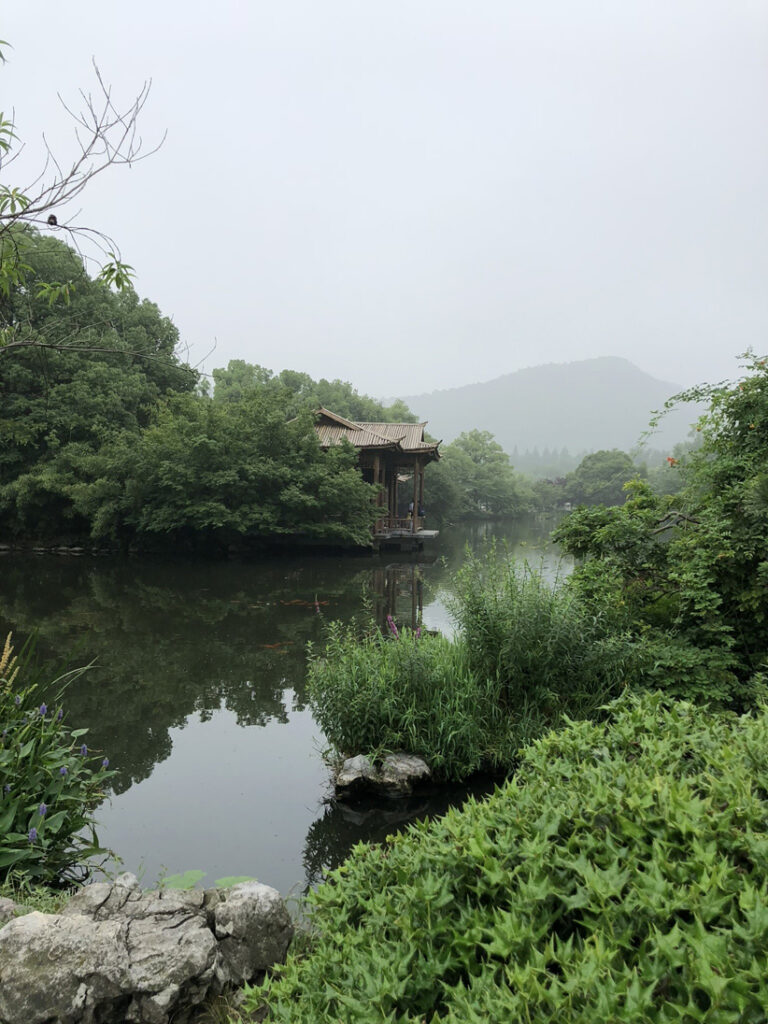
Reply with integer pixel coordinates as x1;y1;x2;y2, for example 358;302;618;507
4;2;767;398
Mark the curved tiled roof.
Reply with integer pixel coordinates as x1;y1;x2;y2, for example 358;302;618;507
314;409;440;458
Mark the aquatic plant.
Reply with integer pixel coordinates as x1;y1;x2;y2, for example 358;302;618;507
308;622;513;779
309;551;637;780
0;634;114;884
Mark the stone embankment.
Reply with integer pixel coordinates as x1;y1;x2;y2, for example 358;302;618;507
0;873;292;1024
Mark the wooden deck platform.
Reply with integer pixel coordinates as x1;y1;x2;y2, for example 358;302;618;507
373;529;439;553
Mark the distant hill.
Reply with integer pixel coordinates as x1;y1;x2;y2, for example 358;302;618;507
397;357;700;455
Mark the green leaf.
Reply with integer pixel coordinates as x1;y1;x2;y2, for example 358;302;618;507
162;869;206;890
0;800;19;835
0;848;33;868
214;875;256;888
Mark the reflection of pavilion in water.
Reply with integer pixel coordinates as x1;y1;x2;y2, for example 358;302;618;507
371;563;425;632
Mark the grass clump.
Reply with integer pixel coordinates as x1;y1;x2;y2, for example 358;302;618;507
241;694;768;1022
452;547;636;732
307;621;512;779
0;634;114;885
0;871;74;915
308;549;638;779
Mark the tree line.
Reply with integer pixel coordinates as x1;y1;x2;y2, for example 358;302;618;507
1;230;685;550
0;232;412;551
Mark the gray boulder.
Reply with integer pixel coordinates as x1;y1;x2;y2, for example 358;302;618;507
335;751;431;797
0;911;132;1024
0;898;18;927
212;881;294;985
0;873;292;1024
335;753;379;792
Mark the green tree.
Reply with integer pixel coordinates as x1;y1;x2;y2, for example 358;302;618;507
565;449;645;506
426;430;533;521
554;355;768;703
0;232;196;539
423;446;475;522
83;391;379;548
211;359;418;423
211;360;274;403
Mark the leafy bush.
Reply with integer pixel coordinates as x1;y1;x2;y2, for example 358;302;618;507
555;356;768;703
244;694;768;1022
0;635;113;883
307;621;513;779
451;548;636;725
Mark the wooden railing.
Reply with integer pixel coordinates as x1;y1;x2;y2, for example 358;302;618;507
377;516;423;533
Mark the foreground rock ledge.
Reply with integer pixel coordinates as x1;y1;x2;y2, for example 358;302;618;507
0;873;293;1024
335;752;432;798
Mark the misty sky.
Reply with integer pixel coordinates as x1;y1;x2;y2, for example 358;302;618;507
4;2;767;398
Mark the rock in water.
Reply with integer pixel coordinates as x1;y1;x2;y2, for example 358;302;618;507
380;753;432;794
335;751;431;797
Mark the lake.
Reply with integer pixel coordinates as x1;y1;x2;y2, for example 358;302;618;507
0;517;567;896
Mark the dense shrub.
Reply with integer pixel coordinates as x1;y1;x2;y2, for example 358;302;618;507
307;622;513;779
244;695;768;1022
0;635;113;883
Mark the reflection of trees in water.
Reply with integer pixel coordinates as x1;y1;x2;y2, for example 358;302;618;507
0;556;379;793
0;520;557;879
303;778;496;890
0;549;486;796
420;515;567;613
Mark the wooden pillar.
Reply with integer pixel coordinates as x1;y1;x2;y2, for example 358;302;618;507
373;454;383;532
411;459;420;533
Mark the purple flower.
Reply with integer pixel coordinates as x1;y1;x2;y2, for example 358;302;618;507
38;803;47;817
39;704;47;716
28;827;37;843
80;744;88;756
14;695;20;706
3;784;10;794
102;758;110;769
59;766;68;776
415;627;422;639
57;708;64;721
386;614;400;640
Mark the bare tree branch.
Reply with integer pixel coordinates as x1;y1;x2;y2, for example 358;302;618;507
0;61;165;271
652;510;700;534
0;336;198;374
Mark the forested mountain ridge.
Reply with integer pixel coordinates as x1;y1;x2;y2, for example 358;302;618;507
399;357;700;454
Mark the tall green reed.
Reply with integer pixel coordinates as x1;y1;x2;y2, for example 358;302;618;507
307;621;512;779
451;545;636;729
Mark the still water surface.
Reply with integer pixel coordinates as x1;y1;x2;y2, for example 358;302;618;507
0;518;566;895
